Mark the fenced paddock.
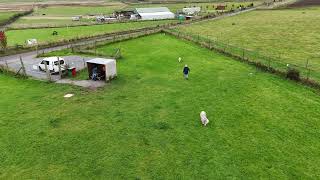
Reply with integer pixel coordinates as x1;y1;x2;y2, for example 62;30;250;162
1;33;320;179
164;29;320;88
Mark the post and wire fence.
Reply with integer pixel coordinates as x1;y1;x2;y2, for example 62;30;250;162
164;29;320;87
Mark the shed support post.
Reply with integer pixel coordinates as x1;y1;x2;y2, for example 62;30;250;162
57;57;62;79
44;61;51;81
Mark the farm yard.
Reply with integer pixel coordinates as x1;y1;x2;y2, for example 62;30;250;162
176;6;320;71
126;1;258;15
1;34;320;178
1;0;320;179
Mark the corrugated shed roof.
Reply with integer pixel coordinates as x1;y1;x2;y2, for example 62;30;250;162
87;58;116;65
135;7;171;14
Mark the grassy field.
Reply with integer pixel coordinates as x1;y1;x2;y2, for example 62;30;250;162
10;3;126;28
33;4;126;16
0;11;19;24
6;20;176;46
176;6;320;70
10;1;259;28
11;18;95;28
1;34;320;178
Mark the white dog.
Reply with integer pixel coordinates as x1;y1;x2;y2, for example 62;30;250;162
200;111;209;126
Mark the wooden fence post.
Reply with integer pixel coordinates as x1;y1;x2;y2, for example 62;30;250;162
5;60;9;72
83;58;86;68
305;59;310;80
94;41;97;56
242;49;245;60
36;45;39;56
19;56;27;76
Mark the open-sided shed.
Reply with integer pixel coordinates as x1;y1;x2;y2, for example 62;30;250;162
87;58;117;82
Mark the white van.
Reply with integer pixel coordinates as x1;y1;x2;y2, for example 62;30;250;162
38;57;66;73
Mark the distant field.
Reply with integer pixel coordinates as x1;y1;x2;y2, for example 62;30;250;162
0;0;112;2
6;20;177;46
0;0;260;3
33;4;126;16
176;6;320;70
1;33;320;178
10;1;259;28
127;1;258;14
0;11;19;24
10;4;126;28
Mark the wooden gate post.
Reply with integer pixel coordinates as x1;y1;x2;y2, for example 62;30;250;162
83;58;86;68
5;60;9;72
19;56;27;76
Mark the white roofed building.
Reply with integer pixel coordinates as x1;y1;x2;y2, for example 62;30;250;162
182;7;201;15
135;7;175;20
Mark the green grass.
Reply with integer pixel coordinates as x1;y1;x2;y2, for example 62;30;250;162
6;20;177;46
32;4;126;16
10;1;259;28
0;11;19;24
176;6;320;70
1;33;320;178
11;18;95;28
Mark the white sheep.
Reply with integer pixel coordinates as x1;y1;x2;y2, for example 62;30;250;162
200;111;209;126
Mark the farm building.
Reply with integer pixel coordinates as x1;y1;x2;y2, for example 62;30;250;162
71;16;82;21
26;39;38;46
182;7;201;15
135;7;175;20
113;10;135;19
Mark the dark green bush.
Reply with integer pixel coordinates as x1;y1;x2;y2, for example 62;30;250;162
286;68;300;81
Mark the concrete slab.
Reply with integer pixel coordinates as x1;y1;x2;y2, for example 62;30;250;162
0;55;94;81
56;79;106;89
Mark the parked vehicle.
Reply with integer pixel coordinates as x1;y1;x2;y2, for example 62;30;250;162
38;57;66;73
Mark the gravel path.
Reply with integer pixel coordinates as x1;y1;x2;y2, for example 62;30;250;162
0;55;94;81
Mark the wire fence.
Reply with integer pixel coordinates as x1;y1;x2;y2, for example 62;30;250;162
164;29;320;87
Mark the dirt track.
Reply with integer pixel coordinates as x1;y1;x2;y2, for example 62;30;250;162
289;0;320;7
